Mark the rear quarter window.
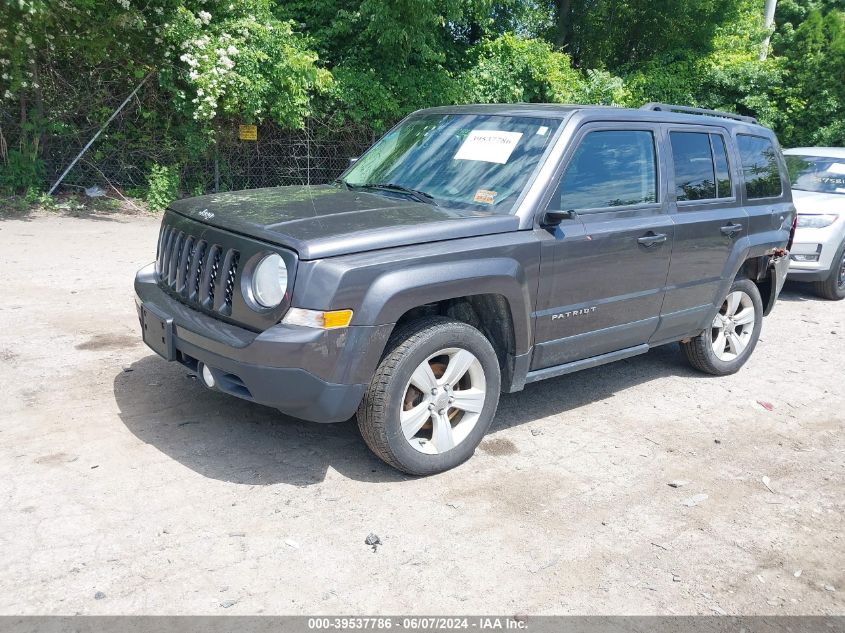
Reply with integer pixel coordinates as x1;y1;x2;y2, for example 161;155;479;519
737;134;783;200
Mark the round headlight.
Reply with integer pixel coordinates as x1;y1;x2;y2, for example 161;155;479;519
250;253;288;308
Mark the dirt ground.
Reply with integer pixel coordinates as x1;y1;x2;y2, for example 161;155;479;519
0;212;842;616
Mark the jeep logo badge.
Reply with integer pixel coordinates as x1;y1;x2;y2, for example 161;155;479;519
198;209;214;220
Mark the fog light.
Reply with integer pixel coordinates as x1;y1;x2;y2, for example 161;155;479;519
200;364;216;388
791;253;820;262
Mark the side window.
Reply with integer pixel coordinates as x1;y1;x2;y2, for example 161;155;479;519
670;132;716;201
737;134;783;199
557;130;657;211
710;134;733;198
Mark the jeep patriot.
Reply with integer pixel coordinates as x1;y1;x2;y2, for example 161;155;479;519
135;103;795;474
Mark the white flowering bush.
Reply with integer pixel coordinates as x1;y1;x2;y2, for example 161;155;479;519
160;1;331;127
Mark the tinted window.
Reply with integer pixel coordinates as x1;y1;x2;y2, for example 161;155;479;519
737;134;782;199
711;134;733;198
671;132;716;201
558;130;657;210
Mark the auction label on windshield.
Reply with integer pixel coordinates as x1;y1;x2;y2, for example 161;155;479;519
454;130;523;164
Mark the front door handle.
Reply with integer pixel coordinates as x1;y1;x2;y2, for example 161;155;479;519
721;222;744;237
637;232;668;247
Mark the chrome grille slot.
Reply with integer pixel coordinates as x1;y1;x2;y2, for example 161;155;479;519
205;246;222;307
160;226;175;277
167;231;185;287
176;235;195;295
223;251;239;310
188;240;207;301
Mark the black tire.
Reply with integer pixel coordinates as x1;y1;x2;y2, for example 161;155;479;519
812;238;845;301
681;278;764;376
357;316;501;476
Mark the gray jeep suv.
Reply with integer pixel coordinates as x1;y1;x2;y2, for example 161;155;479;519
135;103;794;475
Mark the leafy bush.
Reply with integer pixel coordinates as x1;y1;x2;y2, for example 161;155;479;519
462;35;628;106
145;163;180;211
0;150;46;194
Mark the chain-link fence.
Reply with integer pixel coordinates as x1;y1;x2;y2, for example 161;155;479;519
47;118;378;196
1;78;381;198
203;118;379;192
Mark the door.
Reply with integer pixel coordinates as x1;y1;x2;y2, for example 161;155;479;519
532;124;674;370
653;126;749;344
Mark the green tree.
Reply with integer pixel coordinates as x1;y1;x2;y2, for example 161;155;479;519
462;34;626;104
549;0;747;69
776;8;845;145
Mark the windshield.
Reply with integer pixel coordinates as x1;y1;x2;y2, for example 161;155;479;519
342;113;561;213
786;154;845;194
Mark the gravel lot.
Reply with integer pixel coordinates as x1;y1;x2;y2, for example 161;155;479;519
0;212;843;615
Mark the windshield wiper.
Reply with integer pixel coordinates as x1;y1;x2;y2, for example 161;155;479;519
355;182;439;206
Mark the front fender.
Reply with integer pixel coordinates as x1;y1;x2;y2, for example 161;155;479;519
355;258;534;355
290;233;541;359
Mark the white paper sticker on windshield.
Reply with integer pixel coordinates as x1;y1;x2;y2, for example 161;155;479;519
454;130;523;164
828;162;845;175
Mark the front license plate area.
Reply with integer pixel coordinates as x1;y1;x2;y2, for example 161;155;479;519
141;303;175;361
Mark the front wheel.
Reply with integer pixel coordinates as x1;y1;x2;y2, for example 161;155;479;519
357;317;501;476
813;238;845;301
681;278;764;376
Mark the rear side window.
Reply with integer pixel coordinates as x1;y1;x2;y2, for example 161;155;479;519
557;130;657;211
737;134;783;199
669;131;733;202
670;132;716;200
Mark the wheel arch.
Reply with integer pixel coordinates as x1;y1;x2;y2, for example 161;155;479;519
736;254;780;316
356;258;533;354
355;259;534;393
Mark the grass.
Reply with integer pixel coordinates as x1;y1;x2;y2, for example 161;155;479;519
0;189;154;219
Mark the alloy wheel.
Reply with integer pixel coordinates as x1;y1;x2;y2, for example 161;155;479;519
400;348;486;455
711;290;756;362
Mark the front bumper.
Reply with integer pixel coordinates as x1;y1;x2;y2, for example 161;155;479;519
787;222;845;281
134;264;392;422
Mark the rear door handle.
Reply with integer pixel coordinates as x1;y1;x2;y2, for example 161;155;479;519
637;232;668;247
721;223;744;237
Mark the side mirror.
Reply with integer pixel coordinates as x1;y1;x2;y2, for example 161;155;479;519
348;157;359;167
542;209;578;226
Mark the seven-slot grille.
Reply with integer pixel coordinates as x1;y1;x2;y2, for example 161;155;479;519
156;223;240;315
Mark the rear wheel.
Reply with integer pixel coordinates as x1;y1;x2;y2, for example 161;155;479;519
357;317;501;476
812;238;845;301
681;278;763;376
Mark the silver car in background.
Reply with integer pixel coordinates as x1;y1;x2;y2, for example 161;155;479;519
784;147;845;300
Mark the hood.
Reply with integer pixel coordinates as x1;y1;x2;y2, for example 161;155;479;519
168;185;520;259
792;189;845;215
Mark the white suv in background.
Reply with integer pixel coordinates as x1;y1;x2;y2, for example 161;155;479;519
784;147;845;300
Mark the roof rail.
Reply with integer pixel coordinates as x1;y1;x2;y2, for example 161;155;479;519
640;102;758;125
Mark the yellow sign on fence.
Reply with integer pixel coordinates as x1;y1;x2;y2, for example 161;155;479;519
239;124;258;141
